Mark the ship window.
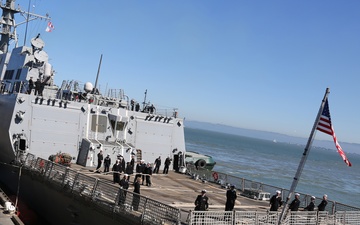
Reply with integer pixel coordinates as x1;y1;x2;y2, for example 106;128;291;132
4;70;14;80
91;115;108;133
116;121;126;131
15;69;22;80
110;120;127;131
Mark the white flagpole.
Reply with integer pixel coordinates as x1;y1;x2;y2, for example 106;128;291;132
278;87;330;224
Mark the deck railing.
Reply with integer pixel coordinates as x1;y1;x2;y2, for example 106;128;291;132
186;164;360;213
187;211;360;225
22;154;181;225
19;154;360;225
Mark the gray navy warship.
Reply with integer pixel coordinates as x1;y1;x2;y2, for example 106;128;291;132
0;0;216;172
0;0;216;224
0;1;359;225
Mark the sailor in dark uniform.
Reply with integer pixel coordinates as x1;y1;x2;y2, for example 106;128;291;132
96;150;103;172
134;161;141;182
34;78;41;95
132;177;142;211
118;174;129;205
125;162;133;181
103;154;111;173
270;190;282;211
112;160;121;184
194;189;209;224
28;77;34;94
304;196;315;211
140;160;146;184
318;194;328;211
153;156;161;173
163;156;171;174
144;162;152;186
135;103;140;112
130;99;135;111
130;155;135;170
194;190;209;211
225;184;237;211
289;193;301;211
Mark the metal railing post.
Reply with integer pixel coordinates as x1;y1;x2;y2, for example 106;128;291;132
46;162;54;180
62;167;69;187
70;171;80;193
91;178;99;200
141;197;149;223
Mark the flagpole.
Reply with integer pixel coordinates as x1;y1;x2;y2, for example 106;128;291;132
278;87;330;224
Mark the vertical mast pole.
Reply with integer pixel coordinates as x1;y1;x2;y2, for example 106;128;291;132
23;0;31;45
94;54;103;92
278;87;330;224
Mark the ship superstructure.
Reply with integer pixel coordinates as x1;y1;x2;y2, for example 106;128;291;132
0;0;186;170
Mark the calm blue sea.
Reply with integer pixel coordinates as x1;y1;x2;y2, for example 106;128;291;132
184;127;360;208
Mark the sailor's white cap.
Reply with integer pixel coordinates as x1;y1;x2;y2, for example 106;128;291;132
276;190;281;194
311;196;315;199
123;174;129;177
201;189;207;193
323;194;327;198
295;193;300;196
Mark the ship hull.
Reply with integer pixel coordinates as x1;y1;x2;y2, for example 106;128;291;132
0;94;17;163
0;163;141;225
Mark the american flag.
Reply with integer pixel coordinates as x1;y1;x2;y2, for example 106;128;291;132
45;21;54;32
316;99;352;167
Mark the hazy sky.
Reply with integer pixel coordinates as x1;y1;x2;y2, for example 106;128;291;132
14;0;360;146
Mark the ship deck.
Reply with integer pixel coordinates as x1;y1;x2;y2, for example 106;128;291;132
72;164;270;212
3;160;360;225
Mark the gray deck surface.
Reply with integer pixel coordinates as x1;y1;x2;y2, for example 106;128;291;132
73;165;270;212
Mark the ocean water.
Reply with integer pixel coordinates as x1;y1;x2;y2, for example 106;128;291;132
184;127;360;208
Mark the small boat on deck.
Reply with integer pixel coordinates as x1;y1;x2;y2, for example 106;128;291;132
185;151;216;171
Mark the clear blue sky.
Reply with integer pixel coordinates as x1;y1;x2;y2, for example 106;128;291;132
15;0;360;146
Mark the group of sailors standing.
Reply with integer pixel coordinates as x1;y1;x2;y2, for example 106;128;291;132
270;190;328;212
95;150;173;210
130;99;156;114
96;150;172;186
0;76;45;95
27;76;45;96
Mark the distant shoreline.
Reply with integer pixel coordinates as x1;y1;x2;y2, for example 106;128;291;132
185;120;360;155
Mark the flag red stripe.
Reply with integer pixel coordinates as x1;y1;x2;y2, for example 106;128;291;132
316;99;352;167
332;130;352;167
318;122;331;130
316;127;333;135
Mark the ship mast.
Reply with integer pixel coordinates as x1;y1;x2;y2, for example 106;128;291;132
0;0;19;53
0;0;51;53
94;54;103;92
